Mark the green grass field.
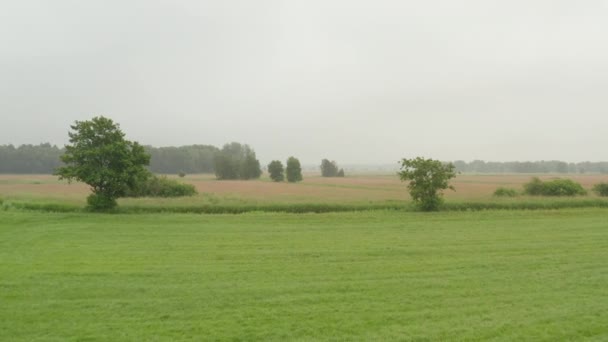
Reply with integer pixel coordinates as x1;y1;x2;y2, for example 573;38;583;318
2;209;607;341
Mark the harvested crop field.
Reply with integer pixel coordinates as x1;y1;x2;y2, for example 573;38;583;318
1;173;608;206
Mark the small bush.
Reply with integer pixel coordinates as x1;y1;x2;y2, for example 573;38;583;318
178;172;186;178
592;183;608;197
87;193;117;211
126;175;197;197
523;177;586;196
543;179;587;196
493;187;518;197
523;177;544;195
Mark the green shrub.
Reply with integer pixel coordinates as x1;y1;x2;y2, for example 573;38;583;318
443;199;608;211
15;202;82;213
126;175;197;198
7;198;608;214
87;193;117;211
543;179;587;196
523;177;587;196
178;172;186;178
523;177;544;195
592;183;608;197
493;187;518;197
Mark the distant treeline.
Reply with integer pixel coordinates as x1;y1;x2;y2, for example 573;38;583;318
146;145;218;174
453;160;608;174
0;144;64;173
0;144;219;174
2;143;608;174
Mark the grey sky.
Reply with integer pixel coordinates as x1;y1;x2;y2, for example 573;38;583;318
2;0;608;164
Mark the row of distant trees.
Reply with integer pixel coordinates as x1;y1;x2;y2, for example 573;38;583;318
0;143;64;173
0;142;338;180
0;143;219;174
0;142;310;180
147;145;217;174
454;160;608;174
2;143;608;175
268;157;303;182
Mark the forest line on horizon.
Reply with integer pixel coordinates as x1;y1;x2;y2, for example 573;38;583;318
1;143;608;175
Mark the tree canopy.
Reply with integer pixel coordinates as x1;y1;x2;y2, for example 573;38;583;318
398;157;457;211
267;160;285;182
214;142;262;180
55;116;150;210
286;157;303;183
320;159;339;177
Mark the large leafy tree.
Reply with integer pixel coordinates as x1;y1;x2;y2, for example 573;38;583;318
286;156;303;183
55;116;150;210
267;160;285;182
398;157;457;211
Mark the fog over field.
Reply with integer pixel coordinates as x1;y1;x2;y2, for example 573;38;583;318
2;1;608;164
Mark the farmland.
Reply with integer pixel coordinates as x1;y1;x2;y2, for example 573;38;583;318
2;173;608;208
2;173;608;340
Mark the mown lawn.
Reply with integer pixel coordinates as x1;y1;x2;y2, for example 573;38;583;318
1;209;607;341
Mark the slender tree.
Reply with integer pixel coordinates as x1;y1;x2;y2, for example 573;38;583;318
286;157;303;183
267;160;285;182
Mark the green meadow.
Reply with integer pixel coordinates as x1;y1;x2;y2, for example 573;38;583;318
2;209;607;341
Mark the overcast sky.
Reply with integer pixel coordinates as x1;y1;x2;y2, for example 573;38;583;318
2;0;608;164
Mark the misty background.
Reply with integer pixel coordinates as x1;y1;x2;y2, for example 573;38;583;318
2;0;608;165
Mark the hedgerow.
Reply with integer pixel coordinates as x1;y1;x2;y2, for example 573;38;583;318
523;177;587;196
